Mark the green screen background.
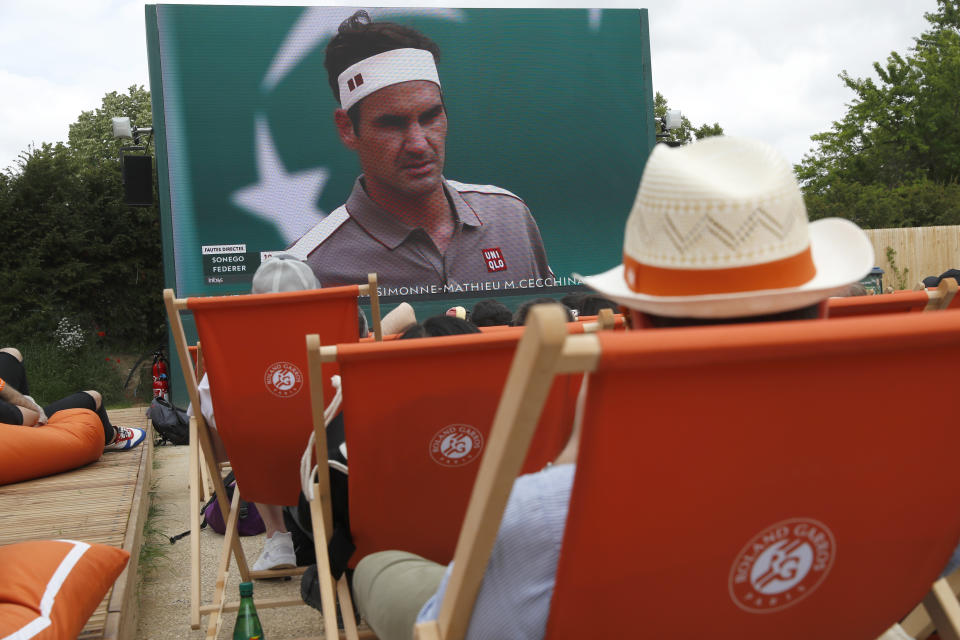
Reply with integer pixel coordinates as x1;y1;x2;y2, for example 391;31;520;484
146;5;655;401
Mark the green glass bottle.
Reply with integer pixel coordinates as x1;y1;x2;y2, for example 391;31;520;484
233;581;264;640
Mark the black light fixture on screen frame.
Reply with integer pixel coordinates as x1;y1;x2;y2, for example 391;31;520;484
112;117;155;207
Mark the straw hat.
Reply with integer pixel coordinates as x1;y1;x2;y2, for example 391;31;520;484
251;254;321;294
580;137;874;318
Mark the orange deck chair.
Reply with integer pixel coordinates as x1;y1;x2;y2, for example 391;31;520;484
164;275;381;639
827;277;958;318
303;326;584;640
417;305;960;640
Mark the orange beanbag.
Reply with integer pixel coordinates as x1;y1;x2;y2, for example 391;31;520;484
0;539;130;639
0;408;103;485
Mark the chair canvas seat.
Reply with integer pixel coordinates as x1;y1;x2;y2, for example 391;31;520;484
548;316;960;638
164;278;379;639
416;306;960;640
190;288;362;506
335;329;580;566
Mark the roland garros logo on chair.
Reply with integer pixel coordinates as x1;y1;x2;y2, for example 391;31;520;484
429;425;484;467
728;518;836;613
264;361;303;398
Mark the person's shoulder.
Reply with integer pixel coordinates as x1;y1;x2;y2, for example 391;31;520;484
286;205;351;258
447;180;526;206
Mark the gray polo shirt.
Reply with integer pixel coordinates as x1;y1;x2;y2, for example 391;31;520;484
287;178;553;295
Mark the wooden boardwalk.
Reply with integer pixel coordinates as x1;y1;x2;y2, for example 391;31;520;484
0;406;152;640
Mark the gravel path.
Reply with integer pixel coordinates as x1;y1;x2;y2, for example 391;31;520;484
135;444;329;639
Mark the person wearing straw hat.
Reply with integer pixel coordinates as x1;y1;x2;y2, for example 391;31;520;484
580;135;874;326
349;136;874;640
286;11;553;291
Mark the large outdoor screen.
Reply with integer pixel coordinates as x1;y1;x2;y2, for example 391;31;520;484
146;5;655;309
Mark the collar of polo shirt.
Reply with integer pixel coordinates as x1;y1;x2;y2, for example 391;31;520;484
337;48;441;111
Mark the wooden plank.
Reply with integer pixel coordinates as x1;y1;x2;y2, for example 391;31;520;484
103;418;153;640
0;404;152;640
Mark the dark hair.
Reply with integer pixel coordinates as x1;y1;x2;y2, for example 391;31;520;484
511;298;575;327
642;302;822;328
324;10;442;132
470;299;513;327
939;269;960;285
398;315;480;339
561;292;619;317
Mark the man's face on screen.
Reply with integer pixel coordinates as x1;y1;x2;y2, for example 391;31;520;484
350;80;447;200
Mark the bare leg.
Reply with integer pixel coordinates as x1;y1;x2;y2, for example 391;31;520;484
252;503;296;570
257;503;287;538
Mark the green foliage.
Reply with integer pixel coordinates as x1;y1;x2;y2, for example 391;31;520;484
797;1;960;227
18;338;127;406
0;86;165;346
138;488;170;584
885;246;911;290
803;177;960;227
654;92;724;146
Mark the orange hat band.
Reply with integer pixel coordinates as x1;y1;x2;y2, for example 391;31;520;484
623;247;816;296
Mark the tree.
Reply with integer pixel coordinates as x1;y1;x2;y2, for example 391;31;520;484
654;92;724;146
0;86;164;346
796;0;960;227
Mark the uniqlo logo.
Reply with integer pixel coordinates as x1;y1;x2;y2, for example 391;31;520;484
347;73;364;91
483;248;507;273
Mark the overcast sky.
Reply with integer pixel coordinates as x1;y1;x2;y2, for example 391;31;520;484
0;0;938;173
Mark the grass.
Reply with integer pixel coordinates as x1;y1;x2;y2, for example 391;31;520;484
14;339;156;407
138;486;169;584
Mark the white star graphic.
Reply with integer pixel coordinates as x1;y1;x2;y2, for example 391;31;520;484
232;113;328;245
588;9;602;33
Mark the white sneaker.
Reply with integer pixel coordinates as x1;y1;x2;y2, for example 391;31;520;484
252;531;296;571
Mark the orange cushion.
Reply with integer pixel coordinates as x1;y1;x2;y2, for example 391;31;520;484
0;539;129;639
0;409;103;486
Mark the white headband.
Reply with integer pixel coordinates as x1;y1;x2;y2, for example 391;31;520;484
337;48;441;111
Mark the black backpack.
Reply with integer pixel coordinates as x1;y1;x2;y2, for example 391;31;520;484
146;397;190;446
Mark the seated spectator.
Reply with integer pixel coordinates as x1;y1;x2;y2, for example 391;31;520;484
399;316;480;339
511;298;574;326
350;136;874;640
561;292;619;317
470;299;513;327
0;347;144;450
189;254;328;571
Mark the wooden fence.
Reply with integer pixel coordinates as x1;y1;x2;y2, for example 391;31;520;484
865;225;960;290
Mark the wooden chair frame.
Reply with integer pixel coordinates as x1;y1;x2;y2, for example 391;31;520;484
164;274;381;639
305;317;593;640
415;304;960;640
926;278;959;310
899;568;960;640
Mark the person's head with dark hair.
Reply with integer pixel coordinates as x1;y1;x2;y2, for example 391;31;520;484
324;10;442;133
939;269;960;285
470;299;513;327
559;292;587;314
511;298;575;327
579;136;875;328
398;315;480;340
923;275;942;288
562;293;619;317
325;10;448;209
